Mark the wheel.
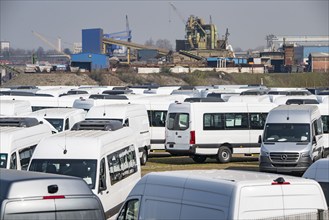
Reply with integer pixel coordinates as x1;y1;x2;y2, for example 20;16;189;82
140;149;148;166
192;155;207;163
216;146;232;163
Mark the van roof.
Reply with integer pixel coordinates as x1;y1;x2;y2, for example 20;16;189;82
266;105;320;123
0;169;92;200
130;170;314;197
86;104;146;119
28;108;85;118
32;128;133;159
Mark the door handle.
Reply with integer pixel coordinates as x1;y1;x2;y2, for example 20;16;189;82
178;136;182;138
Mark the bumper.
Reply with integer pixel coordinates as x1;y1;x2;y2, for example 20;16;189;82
165;144;195;156
259;155;312;173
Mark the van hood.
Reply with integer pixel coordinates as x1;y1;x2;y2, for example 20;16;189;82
262;142;310;153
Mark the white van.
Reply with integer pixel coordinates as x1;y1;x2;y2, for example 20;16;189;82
0;100;32;116
86;104;151;165
165;102;277;163
28;120;141;219
27;108;86;132
259;105;325;173
303;158;329;207
132;94;189;151
0;117;53;170
0;169;105;220
117;170;328;220
73;95;129;111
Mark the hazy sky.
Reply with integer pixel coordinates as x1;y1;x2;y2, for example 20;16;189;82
1;0;328;51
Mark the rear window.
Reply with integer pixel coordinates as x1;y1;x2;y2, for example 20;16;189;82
0;153;8;168
29;159;97;189
167;113;189;130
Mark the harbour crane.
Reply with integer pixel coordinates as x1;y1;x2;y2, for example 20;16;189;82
32;31;70;58
169;2;186;25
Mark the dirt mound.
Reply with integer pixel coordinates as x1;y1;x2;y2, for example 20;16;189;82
2;73;99;87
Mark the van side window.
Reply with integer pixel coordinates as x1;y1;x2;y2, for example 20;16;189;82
249;113;267;130
117;199;140;220
19;145;37;170
203;113;224;130
313;119;323;136
225;113;248;129
65;118;69;130
148;110;167;127
107;145;138;185
99;158;107;192
10;152;17;169
322;116;329;134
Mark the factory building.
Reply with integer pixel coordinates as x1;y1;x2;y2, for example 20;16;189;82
295;46;329;64
70;28;109;71
70;53;109;72
308;52;329;72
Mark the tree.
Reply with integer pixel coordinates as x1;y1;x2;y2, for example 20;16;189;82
36;46;45;58
63;48;72;55
155;39;173;51
145;38;154;47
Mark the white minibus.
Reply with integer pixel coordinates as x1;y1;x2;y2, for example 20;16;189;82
0;100;32;116
259;105;325;173
28;120;141;219
0;117;53;170
165;102;277;163
132;94;189;151
27;108;86;132
117;170;327;220
86;104;151;165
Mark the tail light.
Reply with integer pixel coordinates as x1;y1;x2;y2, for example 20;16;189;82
190;130;195;144
43;195;65;199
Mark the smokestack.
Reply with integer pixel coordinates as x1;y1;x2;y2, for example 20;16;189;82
58;37;62;52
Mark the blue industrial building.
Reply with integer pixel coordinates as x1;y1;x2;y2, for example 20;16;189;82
71;53;109;71
82;28;103;54
70;28;109;71
207;57;247;67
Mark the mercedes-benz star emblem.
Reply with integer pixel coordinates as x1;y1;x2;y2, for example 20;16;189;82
281;154;288;160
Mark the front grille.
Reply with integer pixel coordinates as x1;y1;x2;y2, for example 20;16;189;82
270;152;300;163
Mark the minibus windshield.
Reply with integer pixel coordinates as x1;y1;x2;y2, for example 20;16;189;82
264;123;310;143
29;159;97;189
45;118;64;132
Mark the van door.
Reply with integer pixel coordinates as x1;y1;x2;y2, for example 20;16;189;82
55;197;105;220
312;119;324;160
166;112;191;151
3;199;56;219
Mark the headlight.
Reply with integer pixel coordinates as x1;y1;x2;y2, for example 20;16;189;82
301;152;310;157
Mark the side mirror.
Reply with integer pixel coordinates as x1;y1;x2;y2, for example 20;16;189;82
258;135;262;144
312;136;317;144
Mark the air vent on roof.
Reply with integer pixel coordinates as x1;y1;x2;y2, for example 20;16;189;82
71;120;123;131
0;117;40;127
184;97;224;103
89;94;128;100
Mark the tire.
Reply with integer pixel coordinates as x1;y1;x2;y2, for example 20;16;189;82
216;146;232;163
192;155;207;163
140;149;148;166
